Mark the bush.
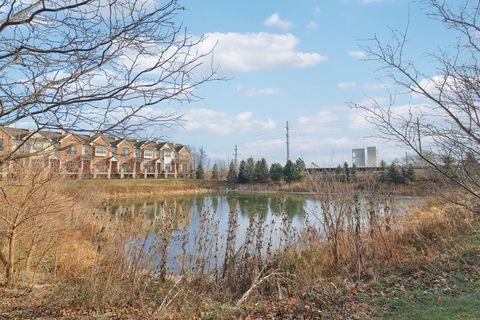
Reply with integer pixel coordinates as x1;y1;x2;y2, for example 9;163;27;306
270;163;284;182
254;158;269;183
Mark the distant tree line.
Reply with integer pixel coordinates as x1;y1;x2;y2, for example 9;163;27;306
223;157;306;184
333;161;416;184
378;161;416;184
335;162;358;182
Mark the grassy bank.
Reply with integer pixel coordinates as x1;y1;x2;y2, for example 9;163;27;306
65;178;224;200
230;179;438;197
0;170;476;319
0;190;478;319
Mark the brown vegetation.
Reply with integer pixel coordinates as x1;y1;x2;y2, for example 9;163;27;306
0;170;477;319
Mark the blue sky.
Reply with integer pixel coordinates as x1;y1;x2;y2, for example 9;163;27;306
159;0;457;167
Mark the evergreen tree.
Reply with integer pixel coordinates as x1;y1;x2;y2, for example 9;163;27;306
407;165;416;182
269;163;284;182
387;162;402;183
335;164;343;179
238;160;248;183
254;158;269;183
195;160;204;179
351;163;357;180
211;163;219;180
343;162;350;182
294;158;307;181
227;161;237;183
284;160;295;182
245;157;255;183
379;160;388;182
402;164;416;182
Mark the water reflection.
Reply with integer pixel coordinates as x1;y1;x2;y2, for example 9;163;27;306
102;193;419;275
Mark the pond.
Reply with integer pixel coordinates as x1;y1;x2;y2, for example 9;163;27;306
100;192;421;275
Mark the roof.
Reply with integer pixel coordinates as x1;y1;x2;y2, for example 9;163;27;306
1;127;188;151
175;144;189;152
156;142;172;149
2;127;31;139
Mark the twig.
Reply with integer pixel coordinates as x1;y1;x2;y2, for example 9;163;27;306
237;271;284;306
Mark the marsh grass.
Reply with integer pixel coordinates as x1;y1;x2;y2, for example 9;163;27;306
0;170;476;319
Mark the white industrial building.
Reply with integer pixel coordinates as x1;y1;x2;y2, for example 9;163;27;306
352;146;378;167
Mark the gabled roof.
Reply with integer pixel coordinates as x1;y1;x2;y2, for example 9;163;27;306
174;144;189;153
1;127;62;142
1;127;189;154
43;131;65;143
156;142;172;150
2;127;33;139
131;140;155;149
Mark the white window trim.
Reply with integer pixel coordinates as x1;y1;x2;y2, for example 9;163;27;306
95;146;107;156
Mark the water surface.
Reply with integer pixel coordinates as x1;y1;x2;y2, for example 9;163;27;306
101;192;420;274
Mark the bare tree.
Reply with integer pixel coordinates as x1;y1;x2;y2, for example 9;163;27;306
0;164;71;288
352;0;480;202
0;0;215;164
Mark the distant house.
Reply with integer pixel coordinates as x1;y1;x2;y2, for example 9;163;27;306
111;139;135;178
134;140;157;178
156;142;176;178
174;144;192;178
0;127;60;176
0;126;193;180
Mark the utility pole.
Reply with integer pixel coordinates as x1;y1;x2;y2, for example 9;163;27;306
234;145;238;167
417;117;423;167
286;121;290;162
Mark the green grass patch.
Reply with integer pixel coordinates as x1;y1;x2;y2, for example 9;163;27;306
363;221;480;320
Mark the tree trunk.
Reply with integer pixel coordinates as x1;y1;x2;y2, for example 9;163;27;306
6;229;16;288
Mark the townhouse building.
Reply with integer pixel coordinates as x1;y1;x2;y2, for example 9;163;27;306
0;127;193;179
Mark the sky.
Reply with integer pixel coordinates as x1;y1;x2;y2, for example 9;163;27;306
153;0;457;167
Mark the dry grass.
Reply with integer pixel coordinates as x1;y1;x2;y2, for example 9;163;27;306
0;171;477;319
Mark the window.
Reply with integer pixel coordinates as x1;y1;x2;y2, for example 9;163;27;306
95;146;106;156
122;163;130;172
67;145;77;155
33;142;43;152
96;161;105;172
156;151;161;158
165;164;172;172
83;145;91;155
0;138;3;151
122;147;130;157
66;161;77;173
164;151;171;158
134;149;140;157
144;150;153;159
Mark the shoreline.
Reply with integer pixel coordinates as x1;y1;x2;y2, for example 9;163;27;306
61;178;439;202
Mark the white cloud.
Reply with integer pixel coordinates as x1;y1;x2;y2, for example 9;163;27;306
264;13;293;30
348;111;372;130
337;81;357;90
347;50;367;59
314;5;321;16
297;110;337;127
201;32;327;73
307;21;318;30
237;86;281;97
182;108;276;135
